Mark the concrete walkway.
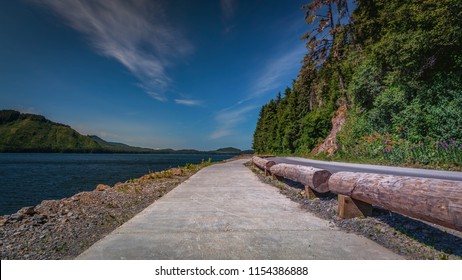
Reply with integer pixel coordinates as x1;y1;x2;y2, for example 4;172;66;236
77;159;401;259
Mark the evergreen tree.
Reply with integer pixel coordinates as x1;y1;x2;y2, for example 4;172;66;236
253;0;462;160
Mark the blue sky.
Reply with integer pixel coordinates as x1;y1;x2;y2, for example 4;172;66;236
0;0;307;150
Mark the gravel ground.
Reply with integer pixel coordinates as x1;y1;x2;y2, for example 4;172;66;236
246;161;462;260
0;165;204;260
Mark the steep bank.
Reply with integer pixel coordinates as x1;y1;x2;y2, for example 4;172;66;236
252;0;462;168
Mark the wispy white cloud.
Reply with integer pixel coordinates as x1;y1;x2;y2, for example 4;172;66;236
210;129;233;140
35;0;193;101
250;45;305;99
210;105;256;140
174;99;203;106
209;45;304;140
211;45;305;141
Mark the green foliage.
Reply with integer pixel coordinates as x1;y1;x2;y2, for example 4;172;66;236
181;158;212;173
335;106;371;158
253;0;462;168
367;84;408;133
336;0;462;167
296;108;333;153
339;131;462;167
252;86;335;154
348;59;384;109
0;110;21;124
391;73;462;142
116;184;130;193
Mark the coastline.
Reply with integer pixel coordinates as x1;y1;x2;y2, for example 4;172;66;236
0;153;238;216
0;160;219;260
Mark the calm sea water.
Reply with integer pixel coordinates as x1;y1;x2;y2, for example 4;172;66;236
0;153;234;215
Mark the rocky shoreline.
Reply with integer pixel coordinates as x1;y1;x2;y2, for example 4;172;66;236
246;161;462;260
0;163;210;260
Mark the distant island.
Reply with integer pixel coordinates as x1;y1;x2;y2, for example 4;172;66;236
0;110;253;154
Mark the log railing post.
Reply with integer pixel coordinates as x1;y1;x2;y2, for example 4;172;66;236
338;194;372;219
305;186;328;199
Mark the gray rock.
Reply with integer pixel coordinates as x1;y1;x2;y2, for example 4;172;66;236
43;222;55;228
9;213;24;221
19;206;36;216
33;214;47;224
19;224;28;231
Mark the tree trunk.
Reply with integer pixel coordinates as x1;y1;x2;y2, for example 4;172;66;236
270;163;331;193
252;156;276;173
328;3;347;99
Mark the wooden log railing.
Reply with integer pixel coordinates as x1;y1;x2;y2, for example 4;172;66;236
270;163;331;198
252;156;276;176
329;172;462;232
251;156;462;232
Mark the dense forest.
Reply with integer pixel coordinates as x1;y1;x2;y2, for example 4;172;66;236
253;0;462;168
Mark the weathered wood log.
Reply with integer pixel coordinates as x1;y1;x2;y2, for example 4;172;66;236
252;156;276;175
329;172;462;231
269;163;331;193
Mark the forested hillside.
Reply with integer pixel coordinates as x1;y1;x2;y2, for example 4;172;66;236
253;0;462;168
0;110;101;152
0;110;249;154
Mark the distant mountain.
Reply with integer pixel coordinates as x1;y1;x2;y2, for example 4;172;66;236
89;135;129;147
0;110;252;154
215;147;242;154
0;110;101;152
88;135;154;153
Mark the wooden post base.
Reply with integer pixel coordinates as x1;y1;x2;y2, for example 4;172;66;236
305;186;326;199
338;194;372;219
